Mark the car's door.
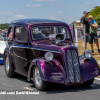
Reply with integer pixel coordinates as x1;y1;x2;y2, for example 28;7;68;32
12;26;30;76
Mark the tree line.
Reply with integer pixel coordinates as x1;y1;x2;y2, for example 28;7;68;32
88;6;100;25
0;23;10;30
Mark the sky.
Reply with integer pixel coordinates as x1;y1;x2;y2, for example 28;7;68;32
0;0;100;24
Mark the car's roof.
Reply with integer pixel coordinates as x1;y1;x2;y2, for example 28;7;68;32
11;19;67;26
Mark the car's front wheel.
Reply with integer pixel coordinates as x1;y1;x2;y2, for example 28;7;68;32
82;78;94;87
33;66;48;91
4;53;16;77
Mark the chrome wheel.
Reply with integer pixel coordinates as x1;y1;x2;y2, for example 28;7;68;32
4;53;16;78
35;67;42;87
6;56;9;72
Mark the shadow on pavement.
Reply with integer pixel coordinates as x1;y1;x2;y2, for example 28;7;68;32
14;75;34;85
44;82;100;94
9;74;100;93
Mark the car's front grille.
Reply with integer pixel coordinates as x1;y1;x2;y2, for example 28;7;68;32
66;50;80;83
0;54;3;58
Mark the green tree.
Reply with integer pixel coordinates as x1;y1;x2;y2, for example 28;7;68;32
0;23;10;29
88;6;100;25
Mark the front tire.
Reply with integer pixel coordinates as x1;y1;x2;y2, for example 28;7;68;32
4;53;16;78
33;66;48;91
82;78;94;87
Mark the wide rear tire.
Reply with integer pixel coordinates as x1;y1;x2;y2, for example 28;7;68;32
4;53;16;78
33;66;48;91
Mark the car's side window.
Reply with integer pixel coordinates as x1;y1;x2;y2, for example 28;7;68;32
15;27;28;42
8;27;13;40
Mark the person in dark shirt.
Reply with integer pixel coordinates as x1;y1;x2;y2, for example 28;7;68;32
80;11;90;53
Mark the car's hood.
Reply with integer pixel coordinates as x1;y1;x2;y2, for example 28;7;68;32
0;41;6;54
32;39;73;51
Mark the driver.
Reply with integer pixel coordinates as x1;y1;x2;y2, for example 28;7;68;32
42;27;52;37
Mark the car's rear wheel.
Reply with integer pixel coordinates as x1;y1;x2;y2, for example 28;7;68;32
4;53;16;77
33;66;48;91
82;78;94;87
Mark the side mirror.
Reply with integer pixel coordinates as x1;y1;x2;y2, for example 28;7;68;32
72;25;75;41
70;25;75;41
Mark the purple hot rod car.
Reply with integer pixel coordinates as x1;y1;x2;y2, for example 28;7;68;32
4;19;100;90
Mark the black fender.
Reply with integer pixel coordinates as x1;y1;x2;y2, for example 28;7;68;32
27;58;67;84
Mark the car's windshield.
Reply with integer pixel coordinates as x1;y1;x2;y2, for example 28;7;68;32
31;26;70;40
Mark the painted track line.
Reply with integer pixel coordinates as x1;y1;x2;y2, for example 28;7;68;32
2;83;14;87
95;78;100;80
24;87;33;91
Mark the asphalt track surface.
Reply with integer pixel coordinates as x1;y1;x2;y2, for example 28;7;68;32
0;64;100;100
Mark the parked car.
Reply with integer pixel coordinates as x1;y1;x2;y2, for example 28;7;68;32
97;27;100;38
0;35;7;64
4;19;100;91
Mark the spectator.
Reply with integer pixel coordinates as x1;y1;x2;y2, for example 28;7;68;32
80;11;90;53
88;15;100;53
